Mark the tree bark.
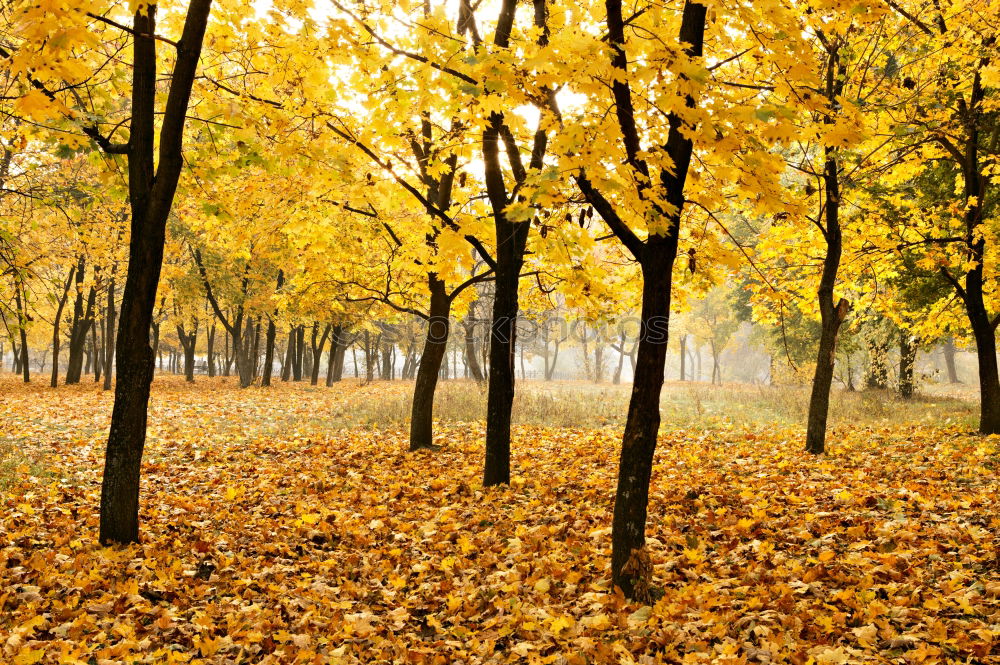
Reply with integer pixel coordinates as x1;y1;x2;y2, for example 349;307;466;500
177;322;197;382
464;320;485;381
805;50;850;455
50;265;76;388
575;0;706;598
281;327;294;381
100;0;214;545
309;322;331;386
14;284;29;383
102;277;116;390
410;278;451;450
942;337;959;383
206;324;216;377
293;325;305;381
898;332;916;399
66;260;97;385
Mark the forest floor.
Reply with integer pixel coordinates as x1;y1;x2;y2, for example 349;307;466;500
1;376;997;664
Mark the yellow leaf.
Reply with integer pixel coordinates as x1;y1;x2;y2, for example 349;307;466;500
14;649;46;665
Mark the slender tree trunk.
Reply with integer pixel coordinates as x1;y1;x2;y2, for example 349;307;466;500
102;277;116;390
66;270;97;384
611;256;674;598
15;286;29;383
899;332;916;399
464;321;484;381
293;325;305;381
281;327;294;381
805;140;849;453
100;0;214;544
679;335;687;381
50;266;76;388
263;317;276;386
177;323;197;382
206;324;216;377
250;317;261;379
310;322;331;386
410;279;451;450
483;260;523;486
942;337;959;383
573;0;706;599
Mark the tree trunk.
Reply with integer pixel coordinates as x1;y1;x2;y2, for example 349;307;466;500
572;0;706;599
327;326;346;385
14;285;29;383
262;317;277;386
102;277;116;390
679;334;686;381
66;263;97;385
410;279;451;450
942;337;959;383
100;0;214;545
50;265;76;388
898;332;916;399
464;321;484;382
611;256;674;599
865;336;889;390
482;259;523;486
965;286;1000;433
206;324;216;377
177;323;197;382
293;325;305;381
249;317;260;379
310;322;331;386
281;327;294;381
805;118;848;455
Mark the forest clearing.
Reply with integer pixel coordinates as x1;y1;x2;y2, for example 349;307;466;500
2;377;998;664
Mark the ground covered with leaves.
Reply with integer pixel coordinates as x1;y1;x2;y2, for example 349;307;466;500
1;377;998;664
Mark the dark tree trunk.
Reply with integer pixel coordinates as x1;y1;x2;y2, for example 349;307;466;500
281;327;294;381
263;317;276;386
90;324;100;382
310;322;331;386
805;50;849;455
482;259;523;486
99;0;214;545
326;326;346;385
50;265;76;388
14;285;29;383
66;260;97;385
479;0;552;486
898;332;916;399
410;278;451;450
250;317;261;379
177;323;197;382
206;324;216;377
573;0;705;599
293;325;305;381
102;277;116;390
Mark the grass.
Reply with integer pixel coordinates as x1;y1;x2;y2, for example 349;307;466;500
300;377;980;432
